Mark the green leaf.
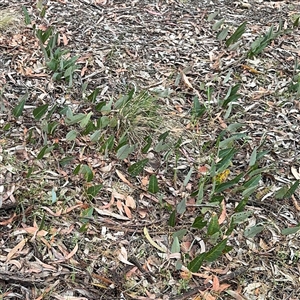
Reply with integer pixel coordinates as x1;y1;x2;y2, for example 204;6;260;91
215;148;237;174
86;184;103;200
158;131;170;141
116;144;135;160
99;116;110;129
168;210;176;227
13;93;28;117
293;16;300;28
188;253;206;272
81;207;94;220
234;197;248;212
22;6;31;25
173;229;187;241
87;88;100;103
95;101;106;111
128;159;149;176
281;225;300;235
177;198;186;215
205;238;228;262
73;164;81;175
192;216;207;229
66;130;78;141
219;133;246;149
33;104;49;120
191;96;206;118
249;147;257;167
80;112;93;128
142;136;152;154
183;167;194;187
65;113;86;125
196;180;205;204
36;27;52;44
171;237;180;253
207;11;219;22
283;180;299;199
212;19;224;31
244;225;264;238
90;130;101;142
100;135;115;153
214;173;244;193
242;185;258;198
59;156;74;167
232;211;253;224
217;27;229;41
148;174;159;193
37;145;54;159
81;165;93;182
225;22;247;47
275;186;288;199
220;84;241;108
207;213;220;236
243;174;261;189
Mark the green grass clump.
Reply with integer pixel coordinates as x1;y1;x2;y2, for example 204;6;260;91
0;9;19;31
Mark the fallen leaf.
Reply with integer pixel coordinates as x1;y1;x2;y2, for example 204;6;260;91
116;169;133;187
144;227;166;253
118;246;133;265
6;238;27;261
126;195;136;209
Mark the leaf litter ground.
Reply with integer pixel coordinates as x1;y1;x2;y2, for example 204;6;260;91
0;0;300;299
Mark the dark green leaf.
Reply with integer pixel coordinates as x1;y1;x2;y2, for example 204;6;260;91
214;173;244;193
86;185;103;200
73;164;81;175
158;131;170;141
188;253;206;272
207;213;219;236
225;22;247;47
33;104;49;120
13;93;28;117
142;136;152;154
205;238;228;262
81;165;94;182
59;156;74;167
128;159;149;176
283;180;299;199
87;88;100;103
168;210;176;227
148;174;159;193
192;96;206;118
243;174;261;189
37;145;54;159
234;197;248;212
192;216;207;229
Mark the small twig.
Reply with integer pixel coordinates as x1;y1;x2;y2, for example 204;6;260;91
128;257;155;284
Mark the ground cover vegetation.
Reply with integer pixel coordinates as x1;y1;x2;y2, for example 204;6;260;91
0;0;300;299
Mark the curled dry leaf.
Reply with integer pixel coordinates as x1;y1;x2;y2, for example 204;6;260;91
291;166;300;180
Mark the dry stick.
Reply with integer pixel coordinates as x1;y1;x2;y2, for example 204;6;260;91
169;267;247;300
